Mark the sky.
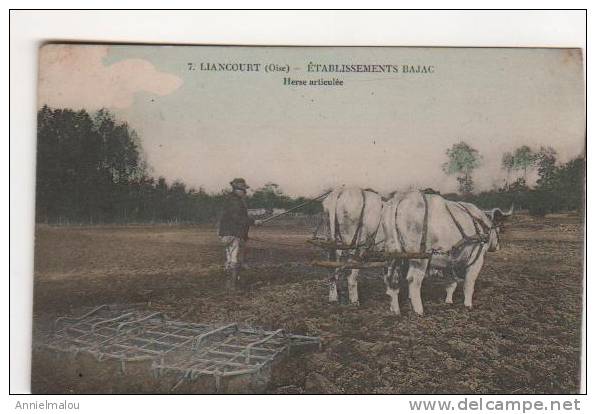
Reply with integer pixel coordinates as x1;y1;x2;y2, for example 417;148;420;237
38;44;585;197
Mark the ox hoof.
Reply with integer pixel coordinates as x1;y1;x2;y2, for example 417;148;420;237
389;305;400;316
445;299;454;305
349;301;360;307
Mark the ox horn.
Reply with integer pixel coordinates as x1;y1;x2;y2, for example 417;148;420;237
486;204;513;221
503;203;514;216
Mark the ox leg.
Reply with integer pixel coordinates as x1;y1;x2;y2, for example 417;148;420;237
328;250;342;303
463;247;487;309
347;269;360;305
445;281;458;304
407;259;428;316
386;287;400;315
384;264;400;315
329;269;339;302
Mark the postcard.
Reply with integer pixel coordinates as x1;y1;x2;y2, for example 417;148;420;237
31;44;585;394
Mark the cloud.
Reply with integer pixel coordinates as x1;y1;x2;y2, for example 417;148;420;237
38;44;183;109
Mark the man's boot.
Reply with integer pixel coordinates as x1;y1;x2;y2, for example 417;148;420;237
232;267;241;290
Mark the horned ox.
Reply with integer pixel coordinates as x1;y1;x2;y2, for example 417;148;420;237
322;187;384;305
381;191;507;315
483;205;514;229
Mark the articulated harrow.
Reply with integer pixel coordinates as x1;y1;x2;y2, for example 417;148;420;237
43;305;320;392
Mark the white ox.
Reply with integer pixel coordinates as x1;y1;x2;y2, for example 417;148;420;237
322;187;385;305
381;190;505;316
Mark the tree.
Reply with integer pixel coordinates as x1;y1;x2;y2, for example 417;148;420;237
250;182;291;209
535;146;558;189
442;141;482;195
512;145;536;183
501;151;515;189
36;106;147;223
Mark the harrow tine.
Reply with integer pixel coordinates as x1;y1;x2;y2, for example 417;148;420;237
55;304;108;330
117;312;164;332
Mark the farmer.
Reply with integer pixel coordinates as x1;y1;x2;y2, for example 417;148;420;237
218;178;262;290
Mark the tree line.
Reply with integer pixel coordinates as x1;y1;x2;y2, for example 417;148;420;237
36;106;583;224
35;107;322;224
442;141;584;215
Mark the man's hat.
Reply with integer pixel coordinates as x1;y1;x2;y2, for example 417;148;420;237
230;178;250;190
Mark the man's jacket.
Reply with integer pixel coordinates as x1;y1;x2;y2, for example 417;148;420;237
218;193;254;240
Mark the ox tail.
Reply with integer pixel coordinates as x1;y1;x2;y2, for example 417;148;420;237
322;188;342;241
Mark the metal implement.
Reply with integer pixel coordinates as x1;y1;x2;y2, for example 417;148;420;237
154;327;319;392
47;306;218;372
43;305;320;392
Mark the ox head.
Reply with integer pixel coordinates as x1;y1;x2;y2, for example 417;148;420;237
483;204;514;251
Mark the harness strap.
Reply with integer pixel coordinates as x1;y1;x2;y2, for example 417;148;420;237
334;189;345;245
441;201;492;276
444;204;468;240
388;196;408;288
359;203;385;260
368;202;384;246
456;203;483;237
393;192;430;255
467;242;485;268
333;189;370;251
420;194;435;279
348;189;367;249
420;193;429;253
393;197;407;253
456;203;494;246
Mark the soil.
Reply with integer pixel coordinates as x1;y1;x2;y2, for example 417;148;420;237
30;213;584;394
